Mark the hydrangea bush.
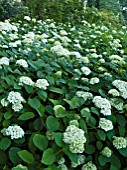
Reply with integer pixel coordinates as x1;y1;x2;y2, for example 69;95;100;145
0;17;127;169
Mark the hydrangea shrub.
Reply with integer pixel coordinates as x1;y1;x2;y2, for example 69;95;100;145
0;17;127;169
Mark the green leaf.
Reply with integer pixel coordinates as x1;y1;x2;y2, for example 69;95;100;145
110;165;119;170
0;137;11;150
0;150;7;164
18;150;35;164
37;90;47;102
79;119;87;133
119;147;127;157
9;147;22;165
46;116;60;131
36;104;45;117
18;112;35;120
63;147;78;163
97;130;106;141
111;155;121;169
118;126;125;137
85;144;95;154
4;112;12;120
96;141;103;150
49;87;64;94
116;115;126;127
53;105;67;118
43;164;59;170
24;86;34;94
41;148;56;165
53;132;65;147
98;155;107;166
28;98;41;109
64;96;85;109
33;134;48;151
81;108;91;118
91;107;99;115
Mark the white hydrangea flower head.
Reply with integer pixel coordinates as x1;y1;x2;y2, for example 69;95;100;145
93;96;111;116
1;98;9;107
16;59;28;68
58;157;65;165
113;136;127;149
99;118;113;131
109;55;123;61
60;30;68;35
63;125;86;144
12;103;23;112
19;76;34;86
81;66;91;75
69;120;79;127
89;53;99;58
7;91;25;104
76;91;93;101
69;139;84;153
35;79;49;89
89;77;99;84
12;164;28;170
81;57;90;64
70;51;82;59
108;89;120;97
98;58;105;63
5;125;25;139
104;72;112;77
0;57;10;65
51;44;70;56
102;147;112;157
82;161;97;170
71;161;78;168
112;80;127;99
110;98;123;111
58;164;68;170
78;155;85;165
24;16;31;21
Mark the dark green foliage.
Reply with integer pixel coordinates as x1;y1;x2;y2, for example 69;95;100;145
0;0;24;21
23;0;84;23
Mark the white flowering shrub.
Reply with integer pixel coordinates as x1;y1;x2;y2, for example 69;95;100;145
0;17;127;170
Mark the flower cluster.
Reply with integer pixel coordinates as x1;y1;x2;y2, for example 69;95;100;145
63;125;86;153
71;155;85;168
16;59;28;68
82;161;97;170
19;76;34;86
19;76;49;90
93;96;111;115
76;91;93;101
0;57;10;66
81;66;91;75
108;89;120;97
112;136;127;149
112;80;127;99
98;118;113;131
35;79;49;89
5;125;25;139
89;77;99;84
1;91;25;112
102;147;112;157
12;164;28;170
51;43;70;56
110;98;123;111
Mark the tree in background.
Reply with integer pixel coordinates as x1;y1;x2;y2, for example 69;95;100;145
0;0;24;21
23;0;84;22
87;0;125;23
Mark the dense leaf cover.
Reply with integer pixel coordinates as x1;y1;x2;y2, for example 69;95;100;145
0;17;127;169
